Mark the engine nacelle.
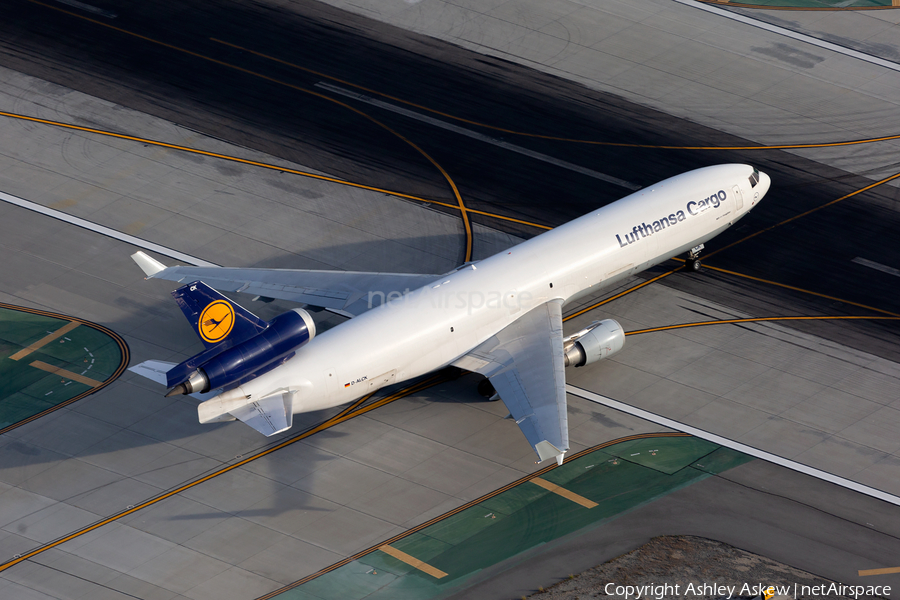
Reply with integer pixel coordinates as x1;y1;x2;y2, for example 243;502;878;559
169;308;316;395
563;319;624;367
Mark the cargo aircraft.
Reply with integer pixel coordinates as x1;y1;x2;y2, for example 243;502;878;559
130;164;770;465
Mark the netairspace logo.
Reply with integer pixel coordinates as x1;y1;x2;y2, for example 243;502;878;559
367;287;533;315
602;582;892;599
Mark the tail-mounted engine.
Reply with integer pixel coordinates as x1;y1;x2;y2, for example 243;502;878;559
563;319;624;367
162;279;317;396
168;308;316;396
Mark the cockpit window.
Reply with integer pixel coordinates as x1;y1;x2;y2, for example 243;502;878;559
749;167;760;188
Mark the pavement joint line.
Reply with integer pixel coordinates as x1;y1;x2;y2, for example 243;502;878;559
563;266;682;321
702;264;900;317
0;190;217;267
853;257;900;278
22;0;475;263
9;321;80;360
674;0;900;72
700;0;899;10
0;375;443;573
708;170;900;258
530;477;598;508
315;82;641;191
253;432;692;600
566;385;900;507
378;544;448;579
0;302;130;436
0;110;544;235
859;566;900;576
215;38;900;151
626;315;900;335
28;360;103;388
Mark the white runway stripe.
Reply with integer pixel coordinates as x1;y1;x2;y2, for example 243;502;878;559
566;384;900;507
316;82;641;191
0;190;217;267
674;0;900;73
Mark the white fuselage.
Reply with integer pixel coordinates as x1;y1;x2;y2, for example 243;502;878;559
222;164;770;412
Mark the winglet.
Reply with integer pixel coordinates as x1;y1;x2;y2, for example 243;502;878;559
535;440;566;465
132;251;167;277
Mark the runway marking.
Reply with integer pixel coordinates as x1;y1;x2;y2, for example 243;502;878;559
253;432;691;600
53;0;116;18
675;0;900;73
626;315;900;336
566;385;900;507
530;477;598;508
0;190;216;267
9;321;80;360
859;566;900;576
23;0;474;263
853;257;900;278
378;545;448;578
215;38;900;152
0;303;129;436
316;82;640;191
28;360;103;388
0;375;443;573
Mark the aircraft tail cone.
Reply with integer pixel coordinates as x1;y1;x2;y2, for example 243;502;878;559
165;383;187;397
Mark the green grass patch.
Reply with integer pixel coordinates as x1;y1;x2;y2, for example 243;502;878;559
0;306;124;429
275;435;754;600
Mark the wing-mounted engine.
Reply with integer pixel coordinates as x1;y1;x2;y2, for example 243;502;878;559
563;319;624;367
163;281;316;396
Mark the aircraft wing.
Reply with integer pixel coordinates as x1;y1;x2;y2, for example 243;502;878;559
132;251;441;317
453;300;569;465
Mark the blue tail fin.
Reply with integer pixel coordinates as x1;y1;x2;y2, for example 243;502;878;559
172;281;267;350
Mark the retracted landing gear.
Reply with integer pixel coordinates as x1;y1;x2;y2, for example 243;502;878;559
686;244;704;272
477;378;500;401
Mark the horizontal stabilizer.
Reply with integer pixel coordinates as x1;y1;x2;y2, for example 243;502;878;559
198;391;294;436
128;359;173;386
128;360;219;400
131;251;167;277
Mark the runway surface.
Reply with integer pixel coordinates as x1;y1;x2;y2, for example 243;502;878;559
0;0;898;598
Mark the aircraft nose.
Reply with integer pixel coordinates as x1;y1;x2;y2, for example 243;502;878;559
758;170;771;199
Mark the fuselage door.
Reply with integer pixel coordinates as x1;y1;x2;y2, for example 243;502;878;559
732;185;744;211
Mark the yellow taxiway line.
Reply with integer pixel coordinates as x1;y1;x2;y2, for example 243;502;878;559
25;0;473;262
859;566;900;576
0;375;443;573
627;315;900;336
213;38;900;152
702;265;900;317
